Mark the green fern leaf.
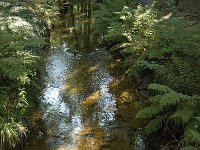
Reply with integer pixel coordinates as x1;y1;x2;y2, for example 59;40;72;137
0;57;31;80
160;92;190;108
181;147;199;150
185;118;200;133
144;116;165;134
149;95;162;103
136;104;164;119
184;129;200;144
148;48;172;59
170;106;195;123
148;84;174;93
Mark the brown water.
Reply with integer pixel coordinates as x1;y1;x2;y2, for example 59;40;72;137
25;1;148;150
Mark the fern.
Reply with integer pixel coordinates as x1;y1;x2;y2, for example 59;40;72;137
160;92;191;108
93;0;128;36
0;0;48;149
148;83;174;93
0;92;8;117
181;147;199;150
184;130;200;145
0;57;32;80
139;55;200;95
171;106;195;123
136;103;164;119
93;0;200;149
0;120;27;149
137;84;200;148
105;4;157;54
144;116;166;134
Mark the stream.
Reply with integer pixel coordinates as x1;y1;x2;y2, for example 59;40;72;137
25;1;148;150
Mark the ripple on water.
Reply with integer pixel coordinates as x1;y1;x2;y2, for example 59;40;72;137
26;43;146;150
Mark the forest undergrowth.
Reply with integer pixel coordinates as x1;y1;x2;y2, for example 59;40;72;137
93;0;200;149
0;0;53;149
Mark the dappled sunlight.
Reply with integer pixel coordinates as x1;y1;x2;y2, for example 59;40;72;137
87;64;99;72
77;124;108;150
78;13;88;18
4;16;33;33
31;110;43;127
119;91;133;104
10;6;28;13
82;19;91;23
0;2;10;7
109;74;144;105
61;84;82;95
51;27;75;34
65;66;87;80
60;84;72;92
81;91;101;106
3;0;197;149
0;1;50;149
61;34;70;38
55;145;79;150
109;58;122;68
161;12;173;20
68;87;82;95
109;75;125;89
54;124;107;150
23;0;148;149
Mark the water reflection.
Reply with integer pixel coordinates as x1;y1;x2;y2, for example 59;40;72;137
40;47;119;150
25;1;147;150
52;0;95;52
30;45;146;150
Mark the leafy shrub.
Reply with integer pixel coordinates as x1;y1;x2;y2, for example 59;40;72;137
92;0;132;38
0;0;48;149
134;7;200;150
94;0;200;149
105;4;157;54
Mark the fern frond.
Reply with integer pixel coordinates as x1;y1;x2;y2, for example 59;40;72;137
149;95;162;103
0;57;31;80
148;84;174;93
144;116;165;134
181;147;199;150
185;118;200;134
184;129;200;144
136;104;164;119
170;106;195;123
148;47;172;59
160;92;191;108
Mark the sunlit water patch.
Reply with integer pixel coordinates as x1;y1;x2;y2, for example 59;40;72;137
25;43;147;150
25;0;147;149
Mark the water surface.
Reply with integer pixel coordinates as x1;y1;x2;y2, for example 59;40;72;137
25;1;146;149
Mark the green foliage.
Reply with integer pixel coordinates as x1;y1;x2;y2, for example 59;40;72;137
144;115;165;134
148;84;173;93
104;4;158;54
0;0;48;149
27;0;60;27
137;84;200;148
92;0;132;37
94;0;200;149
139;17;200;147
0;120;27;149
185;129;200;144
138;54;200;96
181;146;199;150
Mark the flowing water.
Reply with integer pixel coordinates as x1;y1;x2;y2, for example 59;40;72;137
25;1;148;150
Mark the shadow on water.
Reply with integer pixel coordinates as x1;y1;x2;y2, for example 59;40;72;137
52;0;97;53
25;1;148;150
